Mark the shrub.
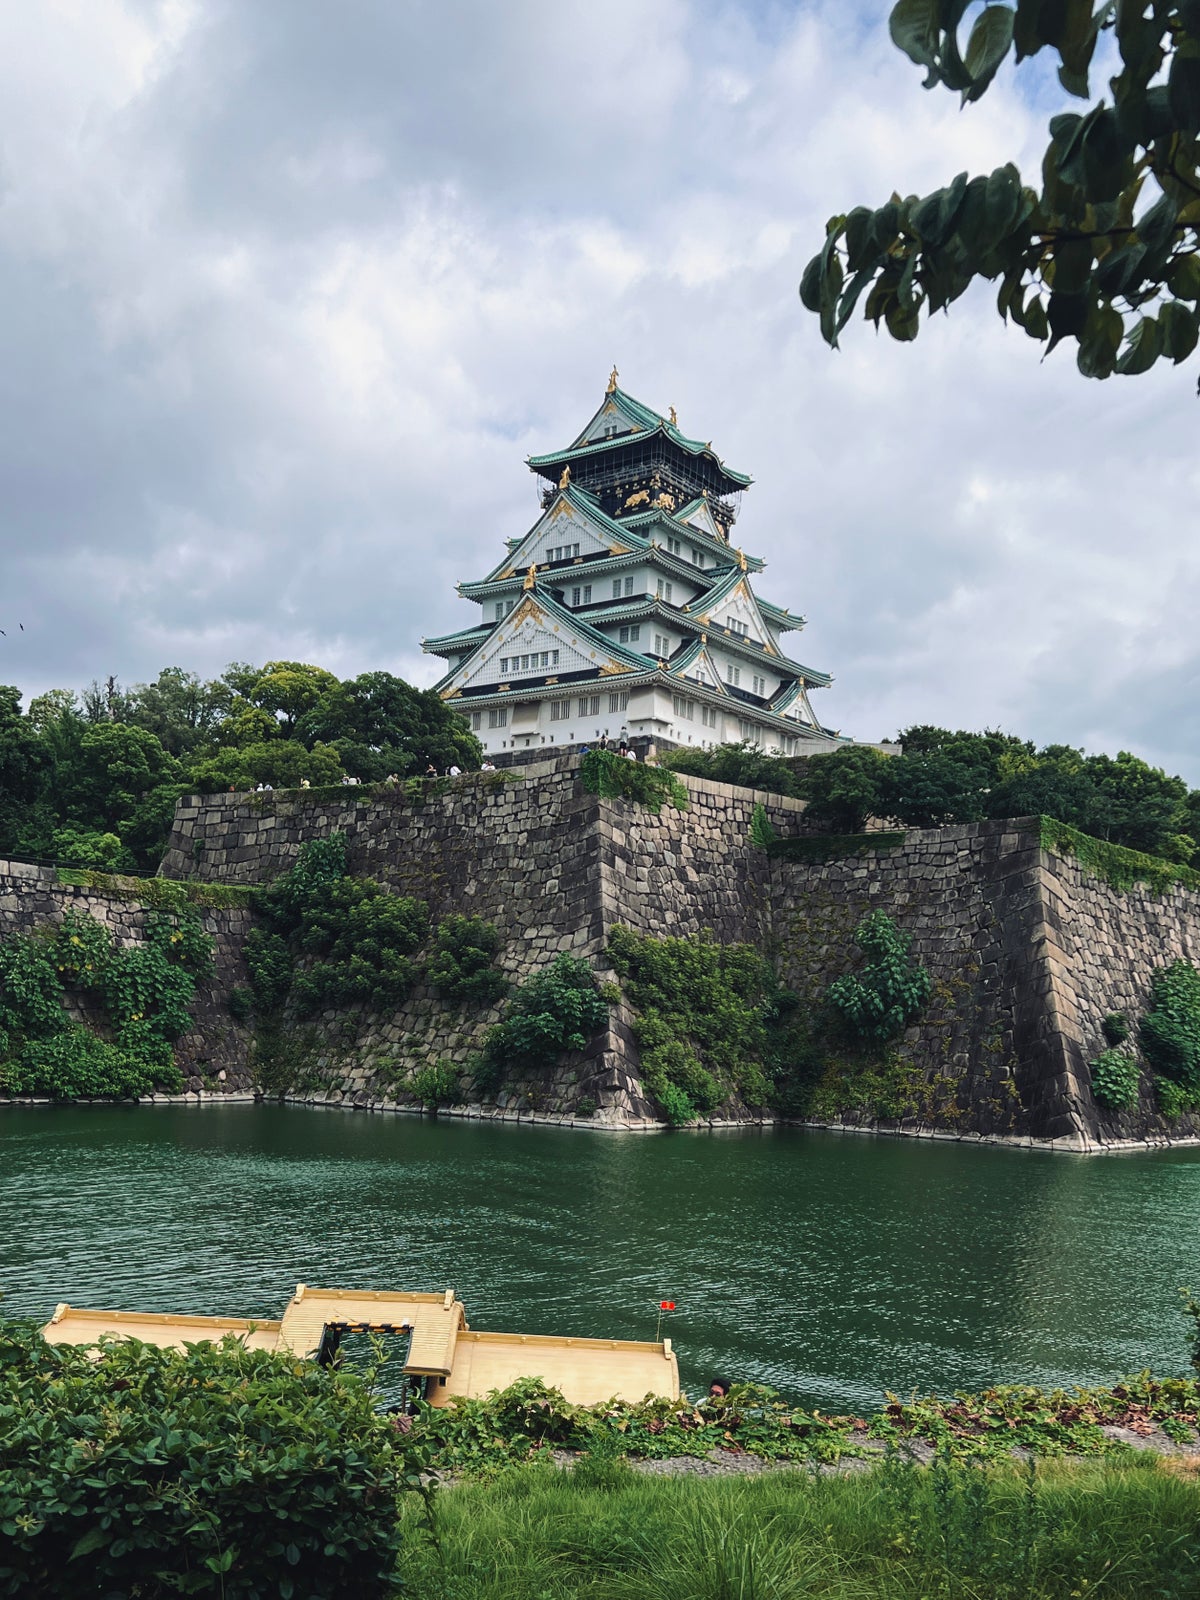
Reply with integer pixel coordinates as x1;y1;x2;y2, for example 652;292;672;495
426;914;510;1005
749;802;776;848
1156;1077;1198;1120
825;911;931;1044
1088;1048;1141;1111
144;905;215;979
0;937;65;1045
102;944;196;1042
244;927;292;1009
410;1058;460;1108
608;925;797;1119
656;1079;698;1126
580;749;688;814
486;955;609;1072
0;1321;422;1599
798;745;890;832
1101;1012;1130;1046
228;984;255;1022
661;741;798;796
49;910;111;989
1;1028;182;1099
1140;960;1200;1091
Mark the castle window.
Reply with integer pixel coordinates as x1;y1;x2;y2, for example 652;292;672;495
691;549;705;568
618;625;641;643
470;711;482;730
656;580;673;603
608;692;629;713
489;708;507;729
612;580;622;599
550;700;570;721
752;674;766;696
577;695;600;717
726;665;741;687
624;576;634;596
667;536;682;555
500;658;509;673
494;603;505;620
702;706;718;728
653;633;670;657
570;584;593;607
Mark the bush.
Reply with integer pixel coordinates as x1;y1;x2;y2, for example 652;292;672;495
0;1321;422;1599
49;910;112;989
101;944;197;1042
580;749;688;813
1;1027;182;1099
486;955;609;1072
1140;960;1200;1091
825;911;931;1044
661;741;798;797
426;914;510;1005
1101;1012;1130;1046
244;927;293;1010
798;746;890;832
1088;1048;1141;1111
410;1058;460;1108
608;925;799;1119
228;984;255;1022
0;937;65;1044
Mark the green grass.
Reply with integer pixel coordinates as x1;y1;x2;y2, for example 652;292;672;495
54;867;253;909
397;1456;1200;1599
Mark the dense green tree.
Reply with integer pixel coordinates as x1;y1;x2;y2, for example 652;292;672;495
882;748;990;827
659;741;799;795
245;661;339;738
55;723;180;837
124;667;231;756
0;687;49;854
182;739;343;794
1083;749;1191;856
798;745;891;831
801;3;1200;382
298;670;482;777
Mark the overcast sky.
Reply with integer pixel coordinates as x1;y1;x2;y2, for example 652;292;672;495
2;1;1197;778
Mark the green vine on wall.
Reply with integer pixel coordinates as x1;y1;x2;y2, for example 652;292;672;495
580;750;688;814
0;905;214;1100
54;868;252;911
1039;817;1200;896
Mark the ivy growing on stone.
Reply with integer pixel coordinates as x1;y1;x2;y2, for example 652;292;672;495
1139;960;1200;1110
825;910;932;1045
425;914;510;1006
1088;1048;1141;1112
580;750;688;814
484;955;609;1074
0;905;213;1100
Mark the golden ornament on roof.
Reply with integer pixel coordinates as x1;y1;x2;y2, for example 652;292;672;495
523;563;537;590
607;366;619;393
737;547;747;571
559;465;571;488
668;406;678;426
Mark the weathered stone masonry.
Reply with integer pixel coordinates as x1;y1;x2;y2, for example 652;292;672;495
6;759;1199;1147
0;859;255;1088
154;759;1200;1146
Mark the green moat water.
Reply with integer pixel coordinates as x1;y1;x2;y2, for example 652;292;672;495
3;1105;1199;1410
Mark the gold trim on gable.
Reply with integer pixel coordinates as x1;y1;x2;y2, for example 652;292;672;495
599;663;630;676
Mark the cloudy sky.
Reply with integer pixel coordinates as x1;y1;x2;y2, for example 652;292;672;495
2;1;1197;777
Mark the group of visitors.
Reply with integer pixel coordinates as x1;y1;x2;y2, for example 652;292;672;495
579;734;639;762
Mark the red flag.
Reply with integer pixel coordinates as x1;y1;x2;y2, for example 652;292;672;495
659;1300;676;1311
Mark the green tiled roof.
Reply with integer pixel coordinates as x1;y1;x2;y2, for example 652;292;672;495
527;387;752;488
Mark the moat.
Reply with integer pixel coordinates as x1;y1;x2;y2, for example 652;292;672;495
4;1105;1199;1410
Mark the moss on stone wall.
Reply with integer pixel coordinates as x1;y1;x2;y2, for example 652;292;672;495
54;868;253;911
1038;817;1200;896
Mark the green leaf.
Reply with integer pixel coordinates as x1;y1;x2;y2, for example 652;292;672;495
1167;254;1200;303
1115;314;1162;375
1050;235;1094;295
963;5;1015;101
1169;43;1200;136
1076;300;1123;377
71;1529;110;1561
1046;290;1087;350
843;207;877;272
1158;300;1200;364
889;0;941;75
799;253;824;313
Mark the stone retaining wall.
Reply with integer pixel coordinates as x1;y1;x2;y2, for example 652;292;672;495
7;759;1200;1148
0;860;254;1089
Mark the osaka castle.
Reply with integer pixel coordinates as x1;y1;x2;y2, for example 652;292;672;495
422;372;841;758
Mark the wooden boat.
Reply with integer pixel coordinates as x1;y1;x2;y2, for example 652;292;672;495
41;1284;679;1407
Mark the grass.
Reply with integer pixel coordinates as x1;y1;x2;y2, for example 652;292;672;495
54;866;254;909
397;1455;1200;1598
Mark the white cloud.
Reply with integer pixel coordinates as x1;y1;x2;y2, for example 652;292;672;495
0;0;1196;781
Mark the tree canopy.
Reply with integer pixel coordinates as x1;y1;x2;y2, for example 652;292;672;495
0;663;482;873
801;2;1200;381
